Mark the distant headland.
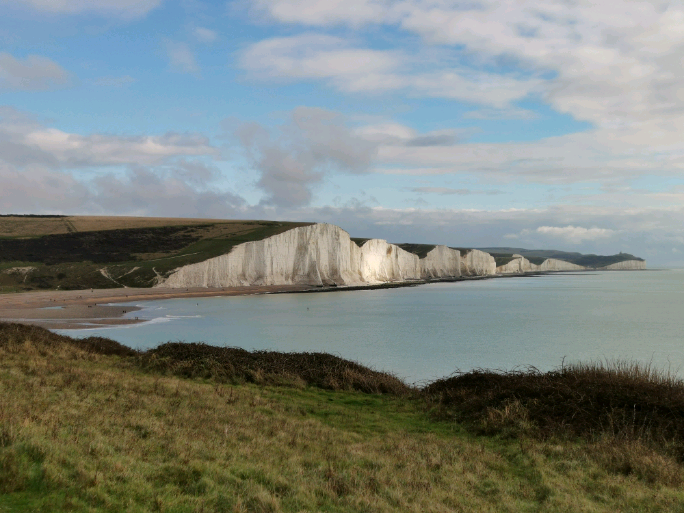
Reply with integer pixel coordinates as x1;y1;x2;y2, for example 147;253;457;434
0;215;645;294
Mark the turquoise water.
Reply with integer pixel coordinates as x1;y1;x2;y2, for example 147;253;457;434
58;270;684;384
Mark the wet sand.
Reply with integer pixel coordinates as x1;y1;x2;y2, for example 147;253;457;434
0;285;313;329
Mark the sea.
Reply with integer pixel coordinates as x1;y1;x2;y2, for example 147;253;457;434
57;270;684;385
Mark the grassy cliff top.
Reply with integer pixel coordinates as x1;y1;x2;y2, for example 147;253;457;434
0;216;312;291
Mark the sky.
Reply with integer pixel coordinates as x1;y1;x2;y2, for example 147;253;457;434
1;0;684;266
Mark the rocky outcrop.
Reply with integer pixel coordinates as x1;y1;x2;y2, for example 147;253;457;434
602;260;646;270
420;246;461;279
460;250;497;276
539;259;586;271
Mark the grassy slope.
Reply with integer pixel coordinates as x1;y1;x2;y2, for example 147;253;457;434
1;323;684;512
0;216;312;292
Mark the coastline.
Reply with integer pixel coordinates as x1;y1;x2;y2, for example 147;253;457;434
0;269;642;330
0;285;313;329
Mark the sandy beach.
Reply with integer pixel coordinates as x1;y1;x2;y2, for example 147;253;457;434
0;272;561;330
0;285;313;330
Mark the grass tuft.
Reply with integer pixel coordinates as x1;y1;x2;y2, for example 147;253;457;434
137;342;410;395
423;361;684;457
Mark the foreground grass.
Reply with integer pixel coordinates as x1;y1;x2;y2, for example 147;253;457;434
2;325;684;511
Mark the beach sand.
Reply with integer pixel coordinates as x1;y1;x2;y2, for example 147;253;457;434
0;285;313;330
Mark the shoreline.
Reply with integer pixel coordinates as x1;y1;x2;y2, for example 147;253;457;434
0;269;647;330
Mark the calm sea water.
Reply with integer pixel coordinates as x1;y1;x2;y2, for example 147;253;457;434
57;270;684;384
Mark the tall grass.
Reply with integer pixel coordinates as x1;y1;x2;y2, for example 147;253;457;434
423;359;684;457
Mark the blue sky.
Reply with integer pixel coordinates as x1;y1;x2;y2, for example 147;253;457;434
2;0;684;266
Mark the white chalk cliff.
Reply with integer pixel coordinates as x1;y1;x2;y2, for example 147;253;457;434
460;250;497;276
420;246;462;279
158;223;642;289
497;256;588;273
160;223;448;289
496;256;540;274
357;238;421;283
538;259;586;271
602;260;646;270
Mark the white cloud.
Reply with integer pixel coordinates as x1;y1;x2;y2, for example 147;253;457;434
193;27;218;43
0;107;240;218
364;125;684;184
0;0;163;18
0;53;69;91
239;35;539;106
0;107;217;167
508;225;619;244
355;123;463;146
165;41;199;74
250;0;684;130
240;35;401;92
250;0;392;27
233;106;377;207
535;225;618;243
410;187;503;195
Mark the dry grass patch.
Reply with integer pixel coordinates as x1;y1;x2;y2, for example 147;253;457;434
0;216;254;238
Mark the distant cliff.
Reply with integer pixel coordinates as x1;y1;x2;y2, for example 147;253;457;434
538;259;586;271
496;255;538;274
159;223;643;289
420;246;462;279
461;250;497;276
496;255;588;273
602;260;647;270
160;224;493;289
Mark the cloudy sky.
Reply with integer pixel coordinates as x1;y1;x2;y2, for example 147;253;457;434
2;0;683;265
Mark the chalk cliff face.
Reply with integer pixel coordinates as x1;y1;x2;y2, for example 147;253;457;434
357;239;421;283
160;223;432;288
602;260;646;270
460;250;497;276
162;223;362;288
160;222;639;289
539;259;586;271
420;246;461;279
496;256;540;274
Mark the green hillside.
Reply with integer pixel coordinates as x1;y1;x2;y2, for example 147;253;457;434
478;247;644;268
0;216;311;292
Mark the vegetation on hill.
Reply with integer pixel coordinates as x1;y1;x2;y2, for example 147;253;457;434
1;322;684;511
490;253;517;267
395;243;437;259
0;217;311;292
350;237;371;248
489;253;547;267
479;247;644;268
